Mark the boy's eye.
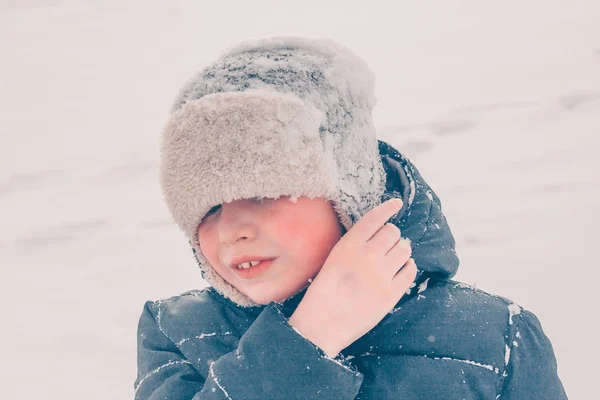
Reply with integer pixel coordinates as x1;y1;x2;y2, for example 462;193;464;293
202;204;221;221
200;198;267;224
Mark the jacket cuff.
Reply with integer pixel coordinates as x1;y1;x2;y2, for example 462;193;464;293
205;302;363;399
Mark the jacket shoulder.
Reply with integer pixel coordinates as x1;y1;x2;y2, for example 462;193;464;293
419;278;522;322
146;287;218;316
364;278;524;376
145;287;247;343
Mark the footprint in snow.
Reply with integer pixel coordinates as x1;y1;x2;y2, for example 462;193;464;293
430;119;477;136
557;91;600;111
0;169;70;196
14;218;110;249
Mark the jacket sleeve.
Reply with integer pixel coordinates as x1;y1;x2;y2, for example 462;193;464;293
499;309;568;399
135;300;364;400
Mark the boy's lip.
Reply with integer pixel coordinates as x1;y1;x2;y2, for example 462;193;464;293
228;255;277;269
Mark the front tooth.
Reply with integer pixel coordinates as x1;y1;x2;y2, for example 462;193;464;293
237;261;263;269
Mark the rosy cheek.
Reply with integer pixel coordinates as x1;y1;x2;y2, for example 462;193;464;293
274;218;304;238
198;226;218;261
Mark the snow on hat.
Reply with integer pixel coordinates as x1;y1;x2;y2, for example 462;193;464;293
159;36;387;307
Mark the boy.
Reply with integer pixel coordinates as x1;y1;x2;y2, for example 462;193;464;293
135;36;567;399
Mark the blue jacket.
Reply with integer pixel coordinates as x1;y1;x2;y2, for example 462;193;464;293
135;141;567;399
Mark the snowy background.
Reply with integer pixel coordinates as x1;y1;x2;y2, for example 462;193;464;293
2;0;598;398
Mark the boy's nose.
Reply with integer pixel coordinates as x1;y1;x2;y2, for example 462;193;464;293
217;202;258;245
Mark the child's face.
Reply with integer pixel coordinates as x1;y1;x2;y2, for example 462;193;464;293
197;196;344;305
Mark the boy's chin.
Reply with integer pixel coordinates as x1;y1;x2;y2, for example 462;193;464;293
246;283;309;306
247;291;289;305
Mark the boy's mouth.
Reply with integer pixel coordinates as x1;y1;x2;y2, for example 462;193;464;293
228;256;276;270
231;258;277;279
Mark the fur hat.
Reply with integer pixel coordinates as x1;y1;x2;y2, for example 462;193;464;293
159;36;387;307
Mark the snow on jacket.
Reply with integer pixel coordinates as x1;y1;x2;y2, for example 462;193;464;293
135;140;567;399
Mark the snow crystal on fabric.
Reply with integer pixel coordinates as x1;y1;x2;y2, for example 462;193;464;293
508;303;522;325
134;360;192;395
209;361;232;400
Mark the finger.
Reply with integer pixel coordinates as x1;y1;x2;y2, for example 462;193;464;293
344;198;403;243
367;223;402;252
391;258;418;292
383;238;412;276
385;236;412;258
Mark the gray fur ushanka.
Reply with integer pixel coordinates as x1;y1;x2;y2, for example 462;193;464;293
159;37;387;306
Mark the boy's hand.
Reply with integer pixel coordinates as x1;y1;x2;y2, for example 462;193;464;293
288;198;417;357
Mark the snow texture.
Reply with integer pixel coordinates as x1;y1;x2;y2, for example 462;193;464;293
432;356;499;375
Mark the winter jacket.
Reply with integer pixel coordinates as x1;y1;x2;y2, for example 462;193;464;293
135;141;567;399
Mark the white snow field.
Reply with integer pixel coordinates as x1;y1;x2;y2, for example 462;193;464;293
1;1;598;398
